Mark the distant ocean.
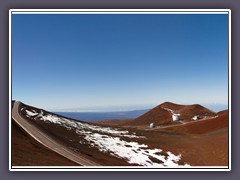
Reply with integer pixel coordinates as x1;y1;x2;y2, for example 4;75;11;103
53;109;149;122
53;104;228;122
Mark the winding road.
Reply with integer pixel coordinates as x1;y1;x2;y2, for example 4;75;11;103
12;101;100;166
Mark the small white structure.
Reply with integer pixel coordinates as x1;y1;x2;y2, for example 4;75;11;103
192;115;200;120
149;122;156;128
172;114;180;121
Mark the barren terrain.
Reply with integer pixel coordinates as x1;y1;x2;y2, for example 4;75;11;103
11;101;229;167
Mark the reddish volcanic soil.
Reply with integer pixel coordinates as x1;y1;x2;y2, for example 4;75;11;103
94;102;229;166
175;104;216;121
140;128;228;166
159;102;185;111
127;106;172;126
14;103;131;166
164;110;228;134
12;102;229;167
12;120;78;166
161;128;228;166
113;102;217;127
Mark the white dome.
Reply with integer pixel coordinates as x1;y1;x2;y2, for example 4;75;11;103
192;116;199;120
149;123;155;128
172;114;180;121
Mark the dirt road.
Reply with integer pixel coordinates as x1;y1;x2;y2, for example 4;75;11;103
12;101;100;166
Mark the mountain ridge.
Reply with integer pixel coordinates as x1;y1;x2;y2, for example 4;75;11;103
127;102;219;126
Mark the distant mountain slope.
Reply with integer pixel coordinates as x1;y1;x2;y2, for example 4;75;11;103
12;101;229;167
217;109;229;116
175;104;216;120
159;101;185;111
14;101;190;167
128;102;217;126
164;110;228;134
129;104;172;126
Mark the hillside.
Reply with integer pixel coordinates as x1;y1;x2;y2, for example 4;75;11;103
127;102;217;126
12;120;78;166
11;101;229;167
12;101;192;167
164;110;228;134
128;105;172;126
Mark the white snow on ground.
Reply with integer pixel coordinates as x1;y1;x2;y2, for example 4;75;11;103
80;131;189;167
23;109;190;167
25;110;38;116
41;114;62;125
75;121;141;138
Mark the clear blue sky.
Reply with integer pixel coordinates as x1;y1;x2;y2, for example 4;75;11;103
12;13;229;111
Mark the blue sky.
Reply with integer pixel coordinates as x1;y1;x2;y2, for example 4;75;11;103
12;13;229;111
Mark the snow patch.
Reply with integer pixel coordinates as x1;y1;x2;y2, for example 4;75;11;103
81;132;190;167
41;114;62;125
33;112;139;138
29;110;190;167
25;110;38;116
75;121;140;138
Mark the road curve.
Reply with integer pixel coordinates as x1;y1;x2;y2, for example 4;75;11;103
145;116;218;131
12;101;100;166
